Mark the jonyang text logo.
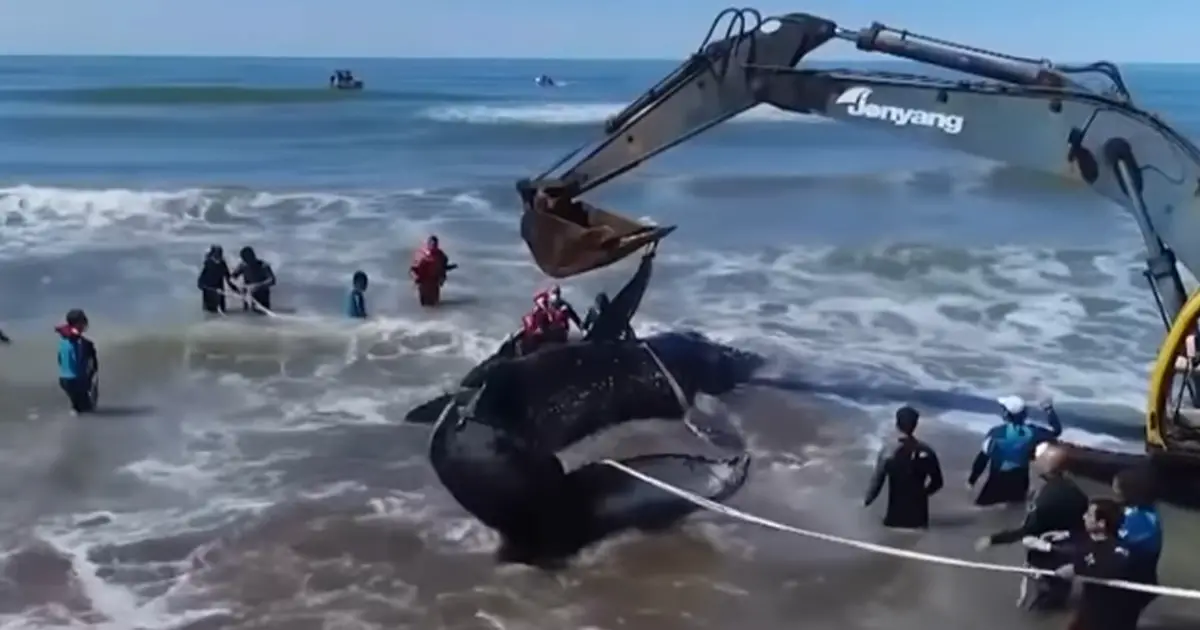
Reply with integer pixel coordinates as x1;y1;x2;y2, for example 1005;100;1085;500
834;86;964;135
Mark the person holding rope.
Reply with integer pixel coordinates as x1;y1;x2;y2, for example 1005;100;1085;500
231;246;277;314
1030;497;1143;630
863;405;944;529
975;443;1088;611
196;245;234;314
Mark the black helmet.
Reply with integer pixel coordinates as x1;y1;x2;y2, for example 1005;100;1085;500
239;246;256;262
353;270;368;288
207;244;223;258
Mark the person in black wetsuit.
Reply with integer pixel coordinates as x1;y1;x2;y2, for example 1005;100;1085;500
231;246;276;314
1044;498;1141;630
197;245;233;314
863;406;944;529
968;395;1063;506
0;328;9;343
975;443;1088;611
582;292;636;340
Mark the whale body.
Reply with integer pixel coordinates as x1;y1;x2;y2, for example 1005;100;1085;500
414;330;764;566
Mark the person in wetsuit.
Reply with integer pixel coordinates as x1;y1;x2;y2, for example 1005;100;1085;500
1112;466;1162;627
196;245;233;314
347;270;368;319
968;395;1063;506
582;291;636;340
55;309;99;414
231;246;276;314
1045;498;1141;630
975;442;1088;611
0;328;9;343
863;405;944;528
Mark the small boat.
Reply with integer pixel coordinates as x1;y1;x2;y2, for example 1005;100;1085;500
329;70;364;90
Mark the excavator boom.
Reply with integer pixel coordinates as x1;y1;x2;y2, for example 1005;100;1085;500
517;8;1200;347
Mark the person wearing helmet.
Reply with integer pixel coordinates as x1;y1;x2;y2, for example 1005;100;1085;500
55;308;99;414
231;246;277;314
196;245;233;314
410;235;457;307
967;395;1063;506
347;270;369;319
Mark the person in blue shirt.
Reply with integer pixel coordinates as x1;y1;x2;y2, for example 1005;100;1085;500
55;309;99;414
967;395;1062;506
1112;466;1162;627
346;270;368;319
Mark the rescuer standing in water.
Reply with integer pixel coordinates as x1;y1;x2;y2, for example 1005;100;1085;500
863;406;944;528
968;395;1063;506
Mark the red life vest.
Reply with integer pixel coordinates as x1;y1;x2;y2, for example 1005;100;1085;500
412;246;444;283
521;309;548;336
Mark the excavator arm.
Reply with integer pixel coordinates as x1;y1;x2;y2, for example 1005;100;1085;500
517;8;1200;346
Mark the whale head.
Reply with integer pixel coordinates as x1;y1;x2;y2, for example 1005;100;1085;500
642;330;764;398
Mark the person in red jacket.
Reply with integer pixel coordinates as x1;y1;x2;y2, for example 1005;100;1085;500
533;285;580;344
518;297;552;355
410;235;456;306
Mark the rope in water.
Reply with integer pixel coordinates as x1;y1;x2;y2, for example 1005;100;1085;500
601;458;1200;600
216;289;280;318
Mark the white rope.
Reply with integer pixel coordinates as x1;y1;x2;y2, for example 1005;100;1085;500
640;342;690;414
601;458;1200;600
217;289;280;318
640;342;714;443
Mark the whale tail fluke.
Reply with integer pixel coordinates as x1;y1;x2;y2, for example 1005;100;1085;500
567;452;750;545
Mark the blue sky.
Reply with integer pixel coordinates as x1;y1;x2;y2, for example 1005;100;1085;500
0;0;1193;61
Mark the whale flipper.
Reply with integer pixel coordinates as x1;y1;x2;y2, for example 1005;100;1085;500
492;452;750;566
576;453;750;535
405;389;481;424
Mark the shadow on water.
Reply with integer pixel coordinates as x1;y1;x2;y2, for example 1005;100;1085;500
749;375;1147;441
88;406;156;419
434;295;481;308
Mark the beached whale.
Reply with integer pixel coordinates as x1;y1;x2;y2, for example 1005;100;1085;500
410;330;764;566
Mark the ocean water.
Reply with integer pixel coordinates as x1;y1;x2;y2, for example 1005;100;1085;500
1;56;1199;629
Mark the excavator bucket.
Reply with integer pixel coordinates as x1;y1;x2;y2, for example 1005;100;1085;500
517;179;676;279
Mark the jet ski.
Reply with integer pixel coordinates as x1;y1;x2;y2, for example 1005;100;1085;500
534;74;557;88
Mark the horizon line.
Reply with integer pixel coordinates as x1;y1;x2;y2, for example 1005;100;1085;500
0;52;1195;65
